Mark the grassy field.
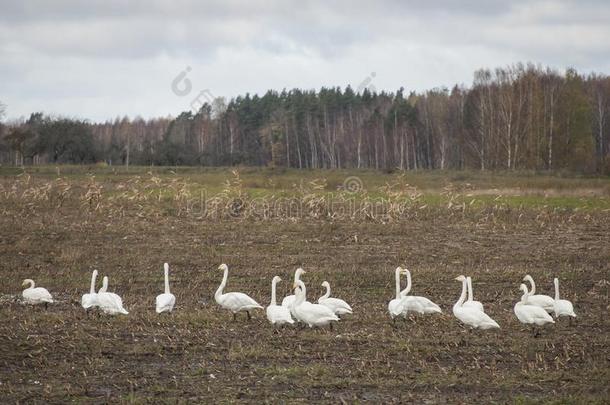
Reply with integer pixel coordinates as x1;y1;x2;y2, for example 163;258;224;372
0;166;609;403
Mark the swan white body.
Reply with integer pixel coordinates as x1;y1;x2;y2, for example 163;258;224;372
514;283;555;326
21;279;53;305
318;281;352;316
156;263;176;313
266;276;294;325
293;280;339;328
553;278;576;318
462;276;484;312
215;264;263;319
388;267;408;318
453;275;500;330
81;270;99;310
399;269;442;315
281;268;306;317
97;276;129;315
523;275;554;313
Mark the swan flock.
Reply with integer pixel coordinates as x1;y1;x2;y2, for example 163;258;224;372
20;266;576;333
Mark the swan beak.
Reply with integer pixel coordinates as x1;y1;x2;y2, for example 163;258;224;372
454;276;462;281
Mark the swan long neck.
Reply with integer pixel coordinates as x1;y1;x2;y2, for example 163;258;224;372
405;270;412;294
295;280;306;306
89;271;98;294
521;285;529;303
394;268;401;299
554;278;559;300
527;276;536;295
270;278;278;305
164;267;170;294
321;283;330;300
467;277;474;301
294;269;303;284
99;277;108;293
215;267;228;300
456;279;467;307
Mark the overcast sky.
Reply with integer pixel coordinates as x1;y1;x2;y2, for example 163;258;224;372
1;0;609;122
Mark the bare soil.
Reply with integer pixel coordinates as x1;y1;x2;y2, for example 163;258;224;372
0;211;609;403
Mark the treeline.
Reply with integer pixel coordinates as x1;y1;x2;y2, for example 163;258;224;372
1;63;609;173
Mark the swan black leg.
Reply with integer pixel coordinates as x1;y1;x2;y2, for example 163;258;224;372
329;322;334;332
233;313;237;321
247;311;251;321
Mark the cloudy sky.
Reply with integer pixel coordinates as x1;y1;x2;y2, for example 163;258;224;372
1;0;609;122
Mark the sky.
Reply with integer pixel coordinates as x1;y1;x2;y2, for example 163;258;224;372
1;0;609;122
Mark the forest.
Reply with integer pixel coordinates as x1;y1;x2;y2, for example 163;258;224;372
1;63;609;173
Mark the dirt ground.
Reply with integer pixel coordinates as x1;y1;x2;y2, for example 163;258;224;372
0;208;609;403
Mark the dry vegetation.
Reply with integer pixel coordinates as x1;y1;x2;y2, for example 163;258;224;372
0;167;608;403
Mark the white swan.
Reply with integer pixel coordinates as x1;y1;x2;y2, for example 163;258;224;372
523;275;554;313
266;276;294;326
553;278;576;319
293;280;339;328
97;276;129;315
388;267;408;319
399;269;442;315
156;263;176;314
318;281;353;317
215;264;263;320
81;270;99;311
453;275;500;330
462;276;484;312
281;267;306;317
21;279;53;307
514;283;554;329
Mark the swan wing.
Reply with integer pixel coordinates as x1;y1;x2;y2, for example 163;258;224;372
516;303;554;325
97;292;129;315
221;292;263;312
266;305;295;324
462;300;484;312
281;295;295;308
527;295;555;312
554;299;576;317
81;293;98;309
24;288;53;304
295;302;339;326
318;297;353;315
388;298;403;318
455;307;499;329
156;293;176;313
414;296;442;313
400;296;426;314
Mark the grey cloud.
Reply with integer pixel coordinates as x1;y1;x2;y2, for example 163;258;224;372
0;0;608;121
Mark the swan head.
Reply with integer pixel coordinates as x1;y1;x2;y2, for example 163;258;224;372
321;281;330;288
523;274;533;283
164;263;169;272
272;275;282;283
519;283;528;294
455;275;466;282
396;267;408;275
293;279;305;292
218;263;228;271
295;267;305;277
92;269;98;277
21;278;34;287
